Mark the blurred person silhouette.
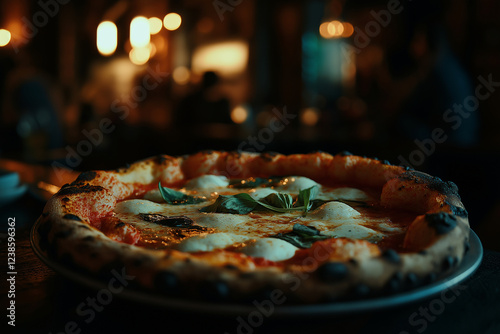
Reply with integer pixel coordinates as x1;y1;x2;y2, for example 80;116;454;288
379;0;478;147
176;71;231;131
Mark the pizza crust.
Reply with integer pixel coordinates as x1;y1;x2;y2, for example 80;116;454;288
36;151;470;303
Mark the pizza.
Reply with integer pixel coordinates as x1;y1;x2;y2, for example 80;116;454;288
35;151;470;303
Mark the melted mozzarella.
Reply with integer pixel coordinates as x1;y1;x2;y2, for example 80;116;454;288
241;238;298;261
196;213;251;231
184;175;229;190
143;189;164;203
276;176;319;192
177;233;247;252
308;202;361;220
115;199;166;215
324;224;382;242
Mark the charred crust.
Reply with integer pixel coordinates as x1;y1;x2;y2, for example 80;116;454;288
446;201;468;218
228;151;242;159
260;151;279;161
75;171;97;183
62;198;70;203
224;264;239;270
56;185;105;197
115;222;125;228
398;171;460;198
442;256;458;271
337;150;353;156
199;280;230;302
381;249;401;264
78;225;90;230
316;262;349;282
63;214;82;221
386;272;403;292
426;212;457;235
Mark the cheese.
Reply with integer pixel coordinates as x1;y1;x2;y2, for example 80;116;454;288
276;176;319;192
324;224;383;242
241;238;298;261
113;175;407;262
115;199;166;215
184;175;229;190
176;233;247;252
308;201;361;220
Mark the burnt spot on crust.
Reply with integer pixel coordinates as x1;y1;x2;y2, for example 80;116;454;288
337;150;353;156
224;264;239;270
426;212;457;235
56;185;106;197
442;256;458;271
78;225;91;230
381;249;401;264
446;201;468;218
199;279;230;302
316;262;349;282
75;171;97;183
385;272;403;292
228;150;242;159
398;171;460;198
63;214;82;221
115;222;125;228
62;198;70;203
260;151;279;161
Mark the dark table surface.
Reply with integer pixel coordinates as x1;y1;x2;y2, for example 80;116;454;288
1;190;500;334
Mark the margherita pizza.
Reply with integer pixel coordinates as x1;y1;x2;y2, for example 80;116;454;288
35;151;470;303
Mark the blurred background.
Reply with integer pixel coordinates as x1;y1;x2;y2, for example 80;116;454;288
0;0;499;246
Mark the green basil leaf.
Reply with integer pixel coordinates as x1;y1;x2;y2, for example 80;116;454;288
296;185;320;216
229;177;283;189
271;223;334;249
259;193;294;210
158;182;206;205
200;193;258;214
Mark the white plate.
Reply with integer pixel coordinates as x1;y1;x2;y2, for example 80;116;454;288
31;221;483;317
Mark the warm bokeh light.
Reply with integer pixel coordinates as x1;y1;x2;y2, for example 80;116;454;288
320;21;352;39
192;40;249;76
341;22;354;38
231;105;249;124
328;20;344;37
300;108;320;126
130;16;150;48
149;17;163;35
163;13;182;31
96;21;117;56
172;66;191;85
0;29;11;47
129;46;150;65
319;22;330;39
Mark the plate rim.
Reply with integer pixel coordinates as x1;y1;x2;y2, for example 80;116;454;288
30;220;483;317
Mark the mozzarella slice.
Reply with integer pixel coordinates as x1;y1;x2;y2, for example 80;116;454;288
176;233;247;252
277;176;319;192
115;199;165;215
308;201;361;220
324;224;382;242
184;175;229;190
143;189;164;203
248;188;278;199
241;238;298;261
196;213;250;231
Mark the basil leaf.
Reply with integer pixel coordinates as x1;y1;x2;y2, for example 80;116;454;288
271;223;334;249
259;193;294;210
158;182;206;205
229;177;283;189
296;185;320;216
200;193;258;214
